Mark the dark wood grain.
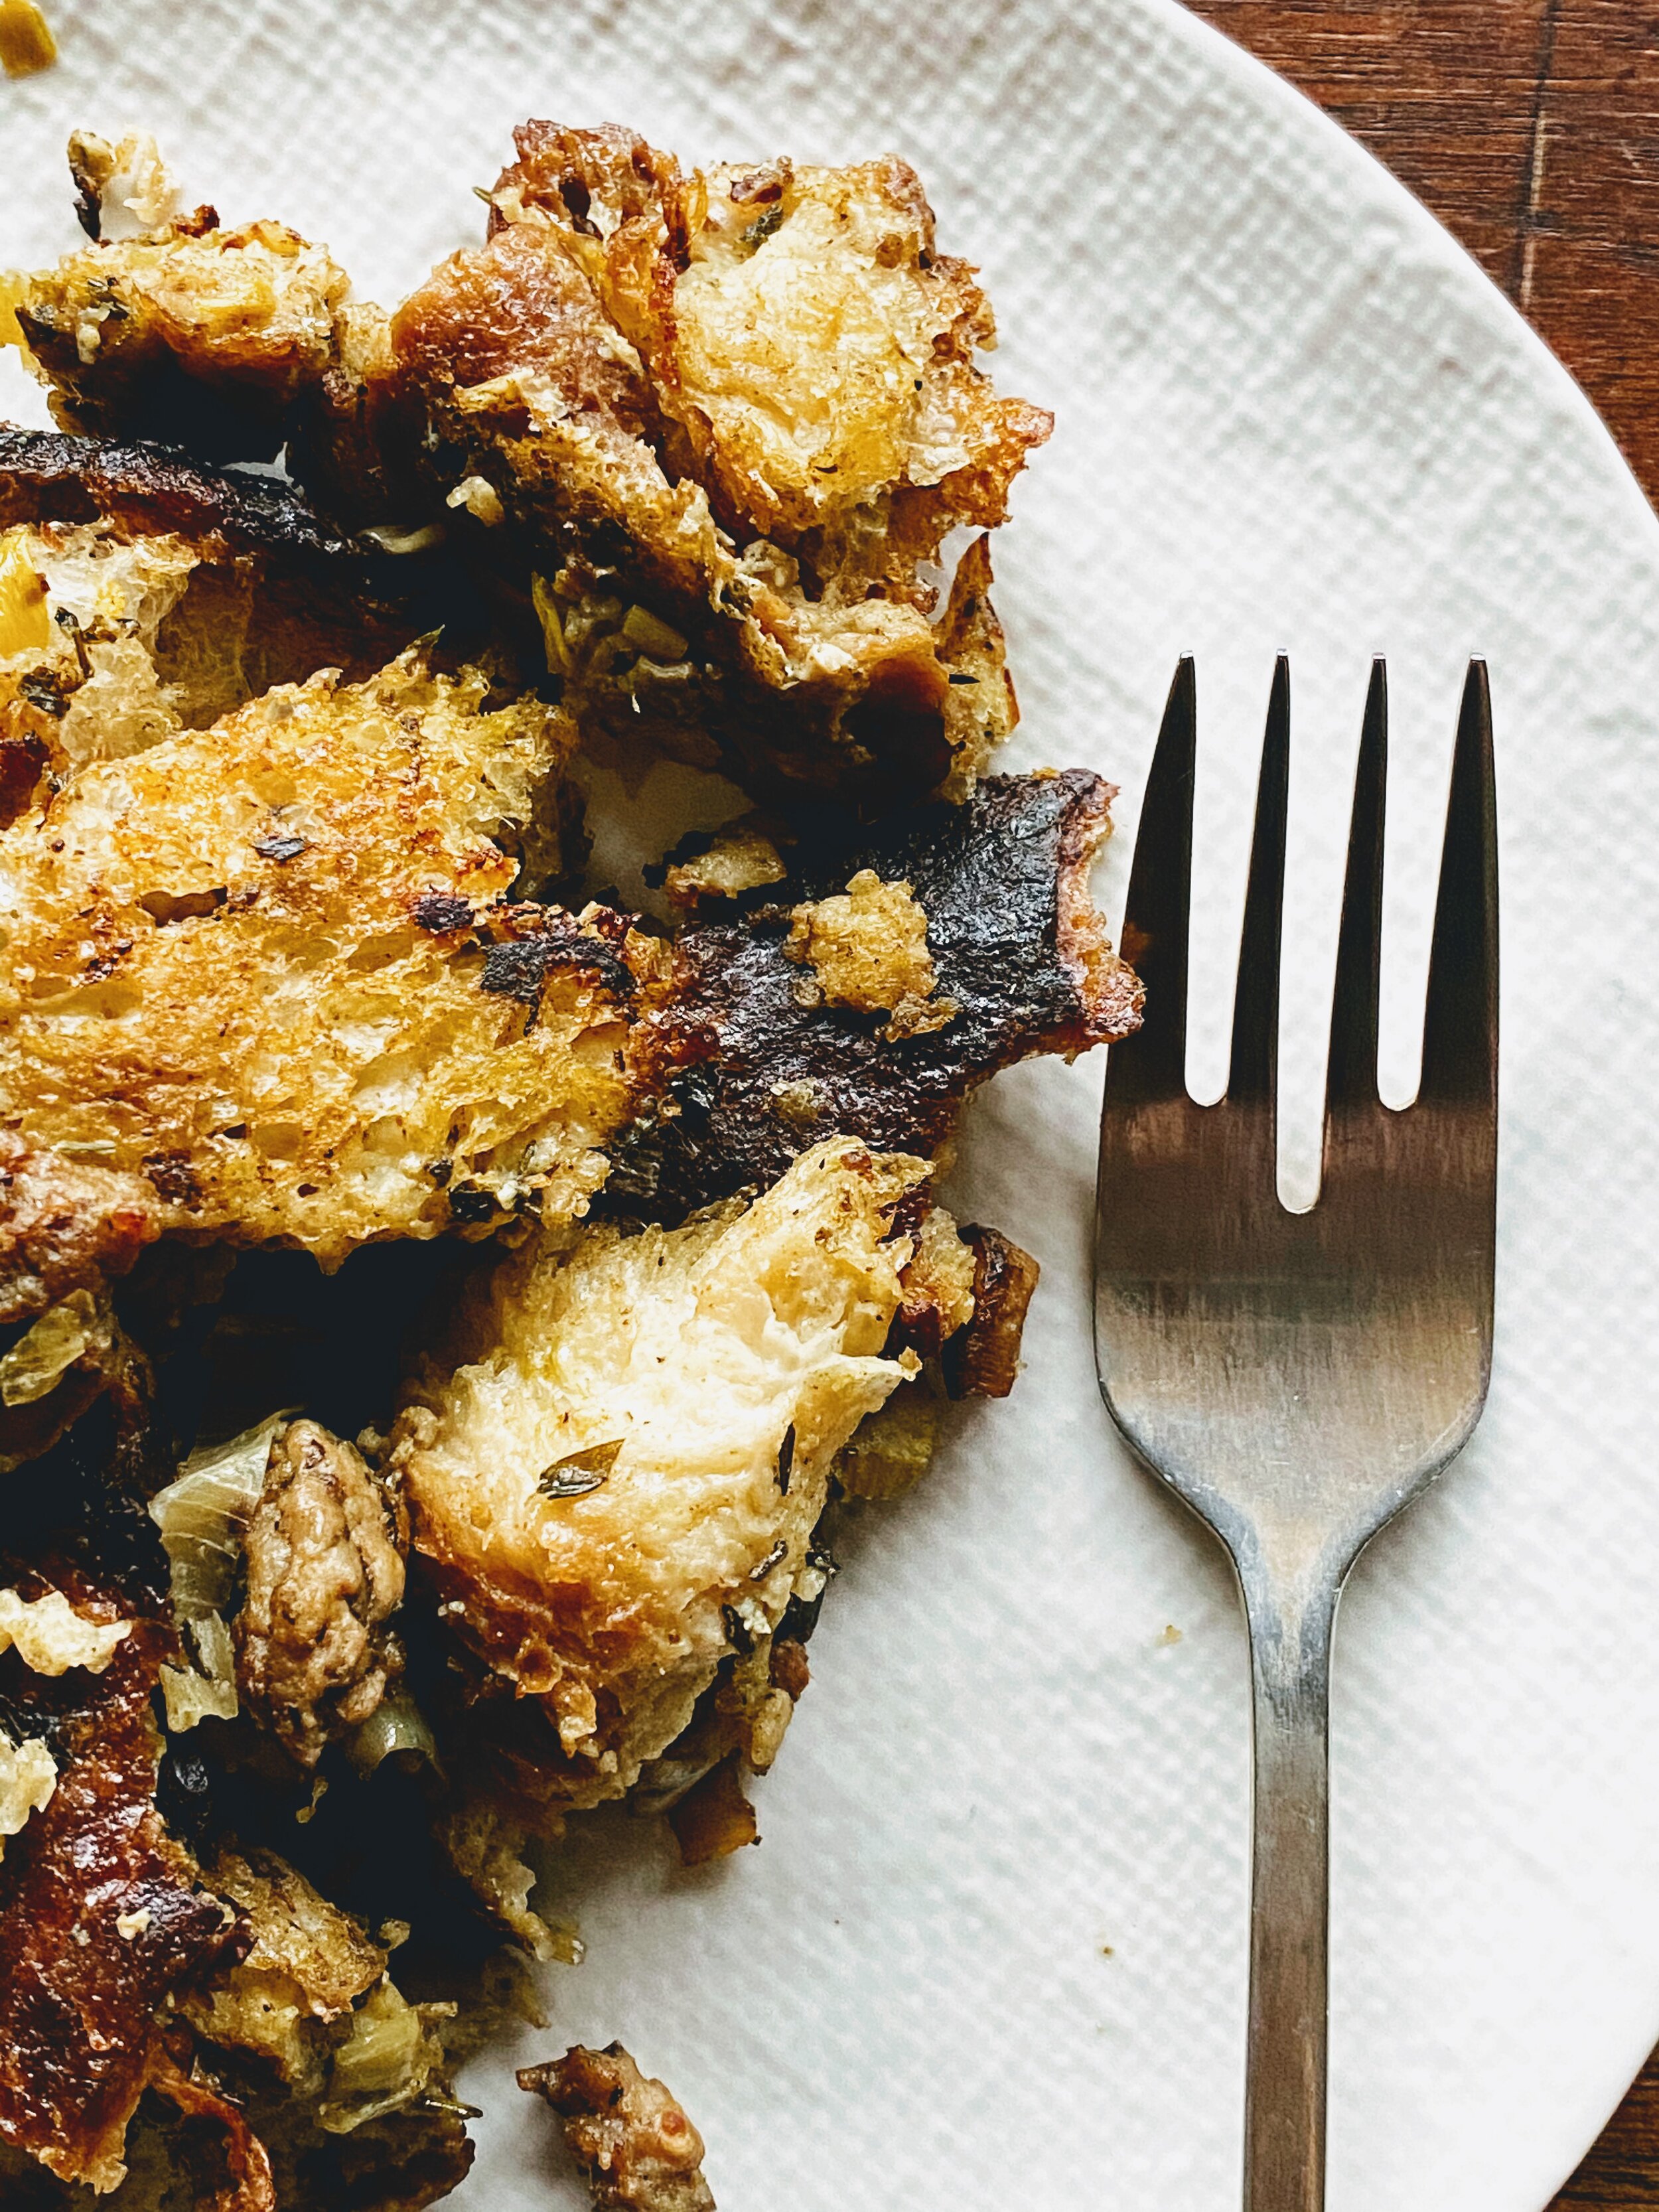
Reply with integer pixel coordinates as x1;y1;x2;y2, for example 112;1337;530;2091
1178;12;1659;2200
1552;2063;1659;2205
1189;0;1659;503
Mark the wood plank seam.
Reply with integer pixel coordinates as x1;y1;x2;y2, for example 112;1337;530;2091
1506;0;1563;308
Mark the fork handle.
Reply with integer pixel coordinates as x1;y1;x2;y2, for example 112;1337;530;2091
1241;1569;1338;2212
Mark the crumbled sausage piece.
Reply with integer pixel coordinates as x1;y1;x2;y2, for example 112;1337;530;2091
519;2042;715;2211
784;870;954;1041
0;1129;155;1327
234;1419;406;1767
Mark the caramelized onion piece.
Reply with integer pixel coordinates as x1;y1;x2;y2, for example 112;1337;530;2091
942;1227;1041;1400
665;1752;758;1869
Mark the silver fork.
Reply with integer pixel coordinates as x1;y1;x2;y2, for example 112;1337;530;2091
1093;656;1497;2212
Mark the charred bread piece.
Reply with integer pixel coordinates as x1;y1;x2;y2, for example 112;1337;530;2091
0;646;670;1320
1;424;408;594
618;768;1141;1218
0;429;446;818
519;2043;715;2212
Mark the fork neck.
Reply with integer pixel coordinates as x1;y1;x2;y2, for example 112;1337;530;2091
1238;1554;1340;2212
1237;1540;1343;1693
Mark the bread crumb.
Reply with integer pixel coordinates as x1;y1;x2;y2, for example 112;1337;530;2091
662;819;787;909
445;474;505;526
0;1587;132;1675
1157;1623;1183;1647
0;1;56;78
0;1733;56;1859
785;869;955;1040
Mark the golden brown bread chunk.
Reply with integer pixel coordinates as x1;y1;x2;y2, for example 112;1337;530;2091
234;1420;405;1768
364;128;1044;802
658;817;787;911
0;646;670;1315
388;1140;928;1810
784;866;954;1039
11;194;348;461
11;126;1046;804
484;126;1046;585
0;1570;244;2194
519;2043;715;2212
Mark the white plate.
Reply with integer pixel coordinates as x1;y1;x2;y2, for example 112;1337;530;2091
7;3;1659;2206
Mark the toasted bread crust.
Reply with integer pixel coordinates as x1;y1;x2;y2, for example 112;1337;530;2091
0;651;666;1288
13;127;1047;803
1;431;449;818
0;1572;242;2193
0;426;433;671
14;214;348;463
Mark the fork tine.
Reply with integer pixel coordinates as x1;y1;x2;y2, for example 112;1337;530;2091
1110;656;1195;1101
1325;658;1388;1110
1420;660;1498;1108
1227;656;1290;1102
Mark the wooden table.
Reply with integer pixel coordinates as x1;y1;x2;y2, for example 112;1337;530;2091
1180;8;1659;2198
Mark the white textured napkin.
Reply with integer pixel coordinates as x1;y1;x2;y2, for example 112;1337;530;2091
8;5;1659;2207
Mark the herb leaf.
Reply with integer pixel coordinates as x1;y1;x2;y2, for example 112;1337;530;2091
537;1439;623;1498
742;204;786;250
